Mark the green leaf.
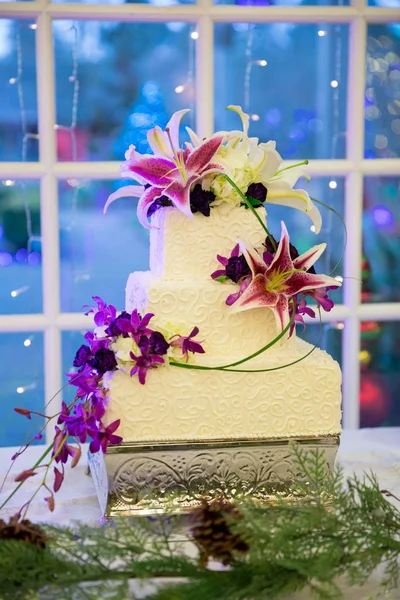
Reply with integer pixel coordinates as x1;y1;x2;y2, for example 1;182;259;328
214;275;230;283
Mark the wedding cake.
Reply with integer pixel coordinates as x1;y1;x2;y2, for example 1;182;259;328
99;106;342;444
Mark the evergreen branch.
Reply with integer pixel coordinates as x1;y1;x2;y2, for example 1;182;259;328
1;450;399;600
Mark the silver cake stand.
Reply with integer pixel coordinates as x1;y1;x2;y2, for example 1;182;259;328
88;436;340;518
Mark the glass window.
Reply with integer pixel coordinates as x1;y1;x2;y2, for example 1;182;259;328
0;332;44;447
360;320;400;427
0;19;38;161
216;0;348;4
298;321;343;367
59;179;149;312
365;25;400;159
0;180;42;314
214;23;349;159
362;177;400;303
53;21;196;161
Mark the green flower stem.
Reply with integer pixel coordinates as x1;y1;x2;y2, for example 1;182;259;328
0;441;54;511
170;310;295;372
311;196;347;277
221;173;277;252
216;310;322;373
274;159;309;177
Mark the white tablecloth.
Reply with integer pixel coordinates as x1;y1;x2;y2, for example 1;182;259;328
1;429;400;599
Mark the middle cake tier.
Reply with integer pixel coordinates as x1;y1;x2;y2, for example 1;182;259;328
126;271;292;360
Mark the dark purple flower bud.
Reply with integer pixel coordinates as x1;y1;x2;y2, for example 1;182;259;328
91;348;117;375
190;184;216;217
147;195;173;217
246;182;268;203
73;345;92;368
145;331;170;355
225;255;251;283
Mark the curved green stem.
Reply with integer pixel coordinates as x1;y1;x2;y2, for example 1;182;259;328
170;311;294;372
311;196;347;277
216;309;322;373
221;173;276;251
0;442;54;511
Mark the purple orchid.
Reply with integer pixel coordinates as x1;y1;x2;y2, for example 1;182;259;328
105;311;132;338
232;222;341;330
115;309;155;343
89;420;123;454
103;110;225;228
289;296;316;336
84;296;117;327
169;327;205;362
129;350;165;385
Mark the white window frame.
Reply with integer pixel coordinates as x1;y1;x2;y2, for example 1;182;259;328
0;0;400;441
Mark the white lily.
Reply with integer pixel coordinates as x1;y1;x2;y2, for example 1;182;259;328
210;106;322;233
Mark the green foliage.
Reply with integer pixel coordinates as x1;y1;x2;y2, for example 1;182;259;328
0;445;399;600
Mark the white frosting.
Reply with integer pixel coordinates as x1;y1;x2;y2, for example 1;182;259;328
150;203;267;280
104;338;342;441
126;271;290;360
104;201;342;442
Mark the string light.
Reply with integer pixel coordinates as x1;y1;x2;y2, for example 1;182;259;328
254;59;267;67
329;180;337;189
330;80;339;88
16;383;36;394
336;322;345;330
175;85;185;94
318;30;328;37
24;338;32;347
190;31;199;40
335;275;343;283
250;114;260;121
29;24;37;30
310;225;316;232
2;180;15;187
10;286;30;298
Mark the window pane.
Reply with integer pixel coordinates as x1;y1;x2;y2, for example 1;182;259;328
0;332;44;447
59;179;149;312
0;20;38;161
268;177;345;304
365;25;400;158
52;0;194;3
53;21;196;161
360;320;400;427
362;176;400;303
216;0;348;5
214;24;349;159
367;0;400;8
0;181;42;314
299;322;343;367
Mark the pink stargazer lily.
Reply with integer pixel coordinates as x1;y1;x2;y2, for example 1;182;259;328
233;222;341;330
104;110;225;228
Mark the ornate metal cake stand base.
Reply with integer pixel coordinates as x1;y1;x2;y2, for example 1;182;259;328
88;436;340;519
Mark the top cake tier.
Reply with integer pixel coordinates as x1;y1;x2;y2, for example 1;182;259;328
149;203;267;281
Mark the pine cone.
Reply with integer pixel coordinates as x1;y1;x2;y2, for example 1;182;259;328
0;515;47;548
190;499;249;567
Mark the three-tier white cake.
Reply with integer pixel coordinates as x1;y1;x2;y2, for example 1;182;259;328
103;202;342;443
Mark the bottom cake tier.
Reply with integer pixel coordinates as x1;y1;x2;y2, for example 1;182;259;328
103;338;342;443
